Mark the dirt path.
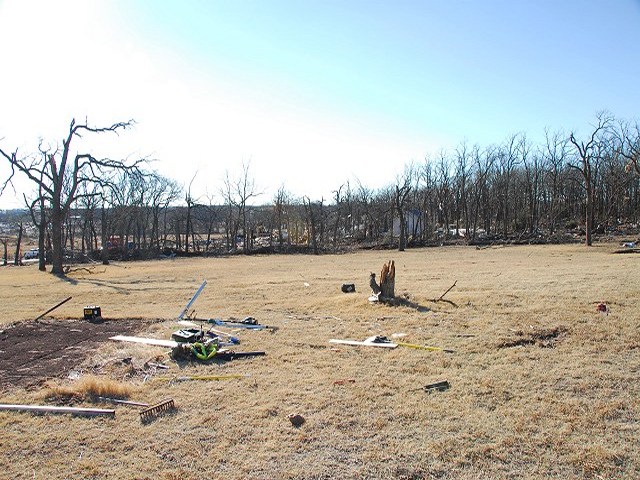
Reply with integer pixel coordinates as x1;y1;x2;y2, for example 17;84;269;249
0;318;149;390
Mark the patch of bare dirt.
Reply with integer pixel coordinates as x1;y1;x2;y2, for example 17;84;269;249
0;318;152;390
498;326;569;349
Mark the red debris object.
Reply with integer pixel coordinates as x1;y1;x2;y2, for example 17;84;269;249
597;303;609;313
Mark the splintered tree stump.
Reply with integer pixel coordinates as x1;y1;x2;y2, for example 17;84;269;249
369;260;396;302
380;260;395;299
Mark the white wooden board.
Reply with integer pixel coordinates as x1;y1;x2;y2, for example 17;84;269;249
110;335;179;348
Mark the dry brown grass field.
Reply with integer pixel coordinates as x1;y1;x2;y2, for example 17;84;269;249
0;244;638;479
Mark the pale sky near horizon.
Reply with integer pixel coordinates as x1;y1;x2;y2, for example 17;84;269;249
0;0;639;209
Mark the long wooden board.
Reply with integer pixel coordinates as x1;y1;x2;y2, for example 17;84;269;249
0;404;115;417
109;335;179;348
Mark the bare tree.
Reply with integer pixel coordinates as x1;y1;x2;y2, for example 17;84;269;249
184;173;198;254
273;185;291;250
13;221;23;265
1;237;7;266
0;119;145;274
394;164;415;251
24;189;47;271
497;133;524;237
222;161;261;253
542;129;570;235
615;120;640;176
434;151;452;239
302;196;322;254
568;112;614;246
454;142;471;237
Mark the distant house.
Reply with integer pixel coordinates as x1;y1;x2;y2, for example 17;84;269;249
393;209;423;237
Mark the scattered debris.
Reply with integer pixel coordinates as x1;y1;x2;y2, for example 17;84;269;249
34;296;72;322
176;321;241;344
423;380;450;393
341;283;356;293
329;335;398;348
83;305;102;321
288;413;305;427
171;328;203;343
171;340;266;362
0;403;115;417
333;378;355;385
167;374;245;382
209;318;275;331
597;303;609;315
613;247;640;254
97;397;149;407
139;398;176;423
146;362;170;370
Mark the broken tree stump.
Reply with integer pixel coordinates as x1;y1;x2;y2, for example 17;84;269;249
379;260;395;300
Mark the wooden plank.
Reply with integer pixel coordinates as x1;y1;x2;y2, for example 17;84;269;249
177;320;200;328
0;404;115;417
109;335;178;348
177;280;207;319
329;339;398;348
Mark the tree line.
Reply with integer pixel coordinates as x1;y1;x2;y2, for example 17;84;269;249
1;112;639;275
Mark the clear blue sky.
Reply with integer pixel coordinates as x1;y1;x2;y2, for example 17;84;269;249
0;0;639;207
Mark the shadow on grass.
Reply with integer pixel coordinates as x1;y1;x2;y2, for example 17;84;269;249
376;293;459;311
54;273;79;286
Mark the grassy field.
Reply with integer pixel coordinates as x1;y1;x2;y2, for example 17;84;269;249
0;244;638;479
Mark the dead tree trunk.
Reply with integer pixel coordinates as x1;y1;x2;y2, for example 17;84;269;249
14;222;23;266
379;260;395;299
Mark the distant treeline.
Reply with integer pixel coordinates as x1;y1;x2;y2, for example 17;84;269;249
1;113;639;263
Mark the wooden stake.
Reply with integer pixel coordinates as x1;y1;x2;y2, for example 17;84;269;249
435;280;457;302
34;296;72;321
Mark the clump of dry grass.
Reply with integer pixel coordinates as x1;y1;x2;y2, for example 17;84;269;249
41;374;133;401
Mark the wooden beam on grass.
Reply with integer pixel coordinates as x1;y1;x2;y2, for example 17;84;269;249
0;403;115;417
109;335;179;348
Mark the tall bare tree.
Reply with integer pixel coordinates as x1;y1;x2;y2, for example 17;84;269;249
1;119;145;274
222;161;261;253
394;164;414;251
273;185;291;250
615;120;640;176
568;112;614;246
